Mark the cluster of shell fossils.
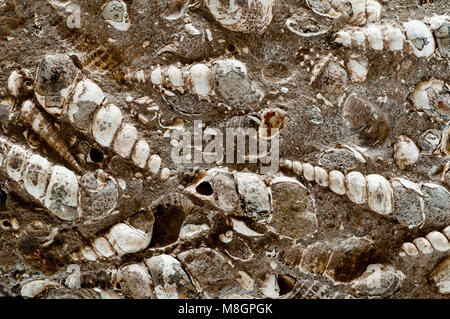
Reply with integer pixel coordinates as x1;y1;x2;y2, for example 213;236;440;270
0;0;449;299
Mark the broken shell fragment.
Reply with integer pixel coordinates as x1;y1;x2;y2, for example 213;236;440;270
347;54;368;83
234;171;271;222
391;178;425;228
20;279;62;298
333;0;367;26
365;0;382;23
6;145;28;182
285;10;333;37
102;0;131;31
431;257;450;294
409;79;449;123
34;54;79;116
162;0;190;20
394;135;420;170
204;0;275;34
418;129;441;153
144;254;197;299
23;155;52;200
214;59;265;107
352;264;405;297
306;0;341;19
116;263;154;299
106;223;152;256
403;20;435;58
431;18;449;58
68;78;106;133
44;165;79;221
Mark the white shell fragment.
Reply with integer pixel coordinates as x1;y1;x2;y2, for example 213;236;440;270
384;25;405;51
44;165;79;221
92;237;115;258
292;161;302;175
204;0;275;34
409;79;449;122
431;257;450;295
365;0;382;23
394;135;420;170
167;66;184;88
131;139;150;169
144;254;197;299
444;226;450;240
68;78;106;133
23;155;52;200
80;246;98;261
102;0;131;31
20;279;62;298
8;70;24;97
401;242;419;256
348;55;368;83
425;231;450;252
113;123;138;158
188;64;213;96
148;155;162;175
403;20;435;58
352;264;405;297
329;170;346;195
412;237;433;254
106;223;152;255
303;163;315;182
314;166;329;187
366;174;393;215
6;145;28;182
346;171;367;204
92;104;123;147
365;24;384;50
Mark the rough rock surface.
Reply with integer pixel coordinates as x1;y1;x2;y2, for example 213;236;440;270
0;0;449;299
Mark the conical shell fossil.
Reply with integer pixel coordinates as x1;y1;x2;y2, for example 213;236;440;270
0;136;80;221
400;226;450;256
11;54;170;179
334;15;448;58
20;100;83;173
121;57;265;107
